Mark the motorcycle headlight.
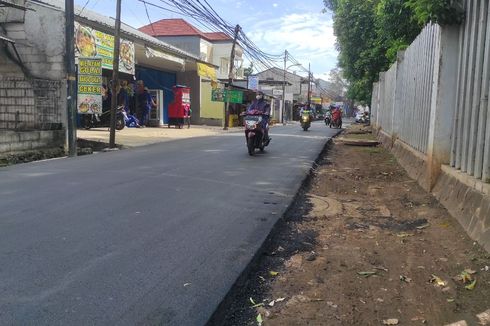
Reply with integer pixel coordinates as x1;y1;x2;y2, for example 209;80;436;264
246;120;257;128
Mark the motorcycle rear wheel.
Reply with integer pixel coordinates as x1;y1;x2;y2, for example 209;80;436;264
116;116;125;130
83;115;92;130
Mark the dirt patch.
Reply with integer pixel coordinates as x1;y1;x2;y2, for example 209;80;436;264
210;126;490;326
0;147;65;167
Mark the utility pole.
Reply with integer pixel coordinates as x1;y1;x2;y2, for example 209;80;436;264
307;62;311;108
65;0;77;156
109;0;122;148
282;50;287;125
224;24;240;130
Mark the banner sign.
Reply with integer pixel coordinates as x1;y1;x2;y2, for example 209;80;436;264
77;58;102;114
75;22;135;75
197;62;217;81
247;75;259;91
211;89;243;104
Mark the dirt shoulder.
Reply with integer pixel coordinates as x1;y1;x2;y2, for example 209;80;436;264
210;125;490;326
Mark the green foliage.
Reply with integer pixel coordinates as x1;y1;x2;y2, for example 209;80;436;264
243;62;254;77
325;0;464;103
405;0;464;26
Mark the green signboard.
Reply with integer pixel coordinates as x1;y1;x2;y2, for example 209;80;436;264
211;89;243;104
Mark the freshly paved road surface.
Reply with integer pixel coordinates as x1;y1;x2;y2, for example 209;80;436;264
0;122;339;326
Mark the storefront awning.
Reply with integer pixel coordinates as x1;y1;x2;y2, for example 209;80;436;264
197;62;217;82
145;46;185;67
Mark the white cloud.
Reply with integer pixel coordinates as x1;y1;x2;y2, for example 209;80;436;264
273;3;278;7
247;12;338;74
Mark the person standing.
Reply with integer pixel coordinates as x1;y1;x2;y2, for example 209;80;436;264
184;104;191;128
135;80;146;127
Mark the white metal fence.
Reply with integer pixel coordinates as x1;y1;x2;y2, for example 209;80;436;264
450;0;490;182
372;24;440;155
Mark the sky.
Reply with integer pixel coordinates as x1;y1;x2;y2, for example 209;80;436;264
73;0;338;80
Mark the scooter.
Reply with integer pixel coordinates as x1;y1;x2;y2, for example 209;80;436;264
330;109;342;129
243;110;270;156
324;111;331;126
300;112;312;131
83;106;126;130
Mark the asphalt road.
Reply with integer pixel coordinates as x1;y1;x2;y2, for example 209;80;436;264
0;121;340;326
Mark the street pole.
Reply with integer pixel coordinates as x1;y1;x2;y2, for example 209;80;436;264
224;24;240;130
307;63;311;107
282;50;287;125
65;0;77;156
109;0;122;148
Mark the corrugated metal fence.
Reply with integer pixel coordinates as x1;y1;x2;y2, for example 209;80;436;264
450;0;490;182
372;24;440;155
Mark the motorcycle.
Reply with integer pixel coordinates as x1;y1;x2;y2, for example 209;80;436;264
242;110;270;156
82;106;126;130
324;111;332;126
330;109;342;129
300;111;312;131
355;112;370;124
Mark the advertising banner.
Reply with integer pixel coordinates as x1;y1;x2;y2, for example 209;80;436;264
77;58;102;114
197;62;217;81
211;89;243;104
247;75;259;91
75;22;135;75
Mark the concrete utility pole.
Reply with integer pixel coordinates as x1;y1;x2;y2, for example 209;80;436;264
282;50;287;125
224;24;240;130
65;0;77;156
109;0;122;148
307;62;311;107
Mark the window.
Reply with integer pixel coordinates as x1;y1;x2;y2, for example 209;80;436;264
220;58;229;75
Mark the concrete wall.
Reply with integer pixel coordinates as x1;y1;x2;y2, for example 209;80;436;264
450;0;490;182
200;80;223;123
372;21;490;251
0;130;64;154
156;36;201;58
0;0;66;154
373;25;440;154
256;68;303;96
211;42;243;80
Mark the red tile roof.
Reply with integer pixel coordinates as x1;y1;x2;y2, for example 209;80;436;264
138;19;232;42
202;32;233;41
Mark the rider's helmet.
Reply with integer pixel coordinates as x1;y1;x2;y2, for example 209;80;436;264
256;91;265;101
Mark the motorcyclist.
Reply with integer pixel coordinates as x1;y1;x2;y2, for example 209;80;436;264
247;91;271;141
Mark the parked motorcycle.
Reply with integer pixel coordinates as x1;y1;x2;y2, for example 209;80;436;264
355;112;370;124
82;106;126;130
300;111;312;131
242;110;270;156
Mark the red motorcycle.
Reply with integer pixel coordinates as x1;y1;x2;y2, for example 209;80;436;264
330;108;342;129
242;110;270;156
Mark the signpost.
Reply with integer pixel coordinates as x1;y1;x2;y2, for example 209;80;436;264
77;58;102;115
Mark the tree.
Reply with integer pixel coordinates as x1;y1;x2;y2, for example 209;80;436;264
405;0;464;26
243;62;254;77
324;0;464;103
327;67;349;98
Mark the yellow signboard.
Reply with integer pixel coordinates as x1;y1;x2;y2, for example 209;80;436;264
75;22;135;75
197;62;217;81
77;58;102;114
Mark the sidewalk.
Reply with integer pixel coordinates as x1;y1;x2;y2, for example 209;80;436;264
214;124;490;326
77;125;241;148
